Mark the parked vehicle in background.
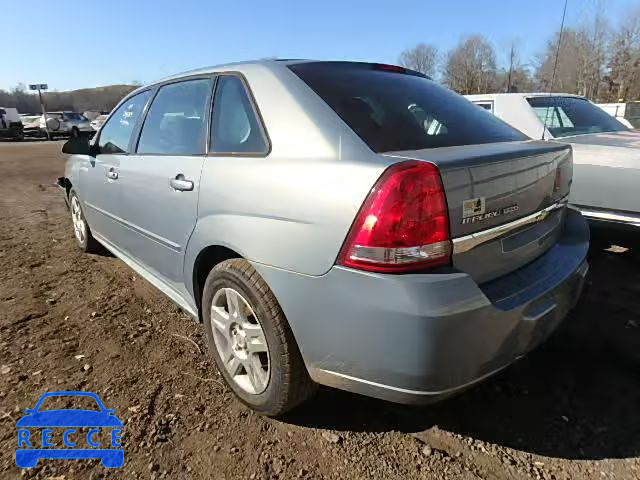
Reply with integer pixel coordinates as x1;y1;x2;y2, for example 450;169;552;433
20;115;42;138
90;114;109;132
466;93;640;229
40;112;93;140
59;60;589;415
0;107;24;140
596;102;635;129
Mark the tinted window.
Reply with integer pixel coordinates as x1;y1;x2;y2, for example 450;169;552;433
210;75;268;154
64;112;87;121
138;79;212;155
98;91;151;154
289;62;526;152
527;96;629;138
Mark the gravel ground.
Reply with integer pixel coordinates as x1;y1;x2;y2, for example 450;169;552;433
1;140;639;479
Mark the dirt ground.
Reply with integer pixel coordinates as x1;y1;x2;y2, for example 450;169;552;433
0;140;639;480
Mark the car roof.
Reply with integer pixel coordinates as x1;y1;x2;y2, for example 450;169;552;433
131;59;423;96
465;92;586;100
146;58;305;87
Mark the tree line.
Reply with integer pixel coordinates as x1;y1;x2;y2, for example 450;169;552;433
398;5;640;101
0;84;139;114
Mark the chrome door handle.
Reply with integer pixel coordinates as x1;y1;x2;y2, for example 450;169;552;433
105;168;118;180
169;174;194;192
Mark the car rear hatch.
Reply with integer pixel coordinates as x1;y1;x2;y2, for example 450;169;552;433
384;141;572;283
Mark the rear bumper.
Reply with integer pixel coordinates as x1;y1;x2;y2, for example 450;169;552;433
254;208;590;404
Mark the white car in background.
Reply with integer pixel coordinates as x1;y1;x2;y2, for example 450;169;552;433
20;115;43;138
466;93;640;229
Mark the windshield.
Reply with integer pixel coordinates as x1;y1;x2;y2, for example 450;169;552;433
289;62;527;153
527;96;630;138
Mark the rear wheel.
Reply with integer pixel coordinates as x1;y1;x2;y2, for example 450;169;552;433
69;191;100;253
202;259;316;416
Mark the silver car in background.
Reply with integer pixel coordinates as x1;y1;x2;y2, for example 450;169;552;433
59;60;589;415
42;111;93;140
467;93;640;228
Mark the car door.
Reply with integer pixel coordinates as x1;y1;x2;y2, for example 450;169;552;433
81;91;151;247
115;77;213;291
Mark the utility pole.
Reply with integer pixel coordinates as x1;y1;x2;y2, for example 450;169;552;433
29;83;49;138
506;42;517;93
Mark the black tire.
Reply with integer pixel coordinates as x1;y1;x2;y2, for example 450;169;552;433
68;190;100;253
202;259;316;416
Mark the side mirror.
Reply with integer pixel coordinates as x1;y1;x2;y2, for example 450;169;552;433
62;136;91;155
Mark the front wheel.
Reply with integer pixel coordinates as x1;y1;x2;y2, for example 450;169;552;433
69;191;100;253
202;259;316;416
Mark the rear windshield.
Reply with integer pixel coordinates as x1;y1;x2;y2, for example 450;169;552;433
288;62;527;153
527;96;629;138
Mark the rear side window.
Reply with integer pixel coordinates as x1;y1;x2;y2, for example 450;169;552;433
289;62;526;152
474;102;494;112
98;91;151;154
137;78;212;155
210;75;268;154
527;96;629;138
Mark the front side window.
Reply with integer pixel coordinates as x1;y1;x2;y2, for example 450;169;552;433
137;78;212;155
210;75;268;154
527;96;629;138
289;62;526;152
98;91;151;154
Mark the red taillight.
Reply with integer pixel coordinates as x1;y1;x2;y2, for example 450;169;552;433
337;161;451;273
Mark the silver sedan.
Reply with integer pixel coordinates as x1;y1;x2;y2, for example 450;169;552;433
59;60;589;415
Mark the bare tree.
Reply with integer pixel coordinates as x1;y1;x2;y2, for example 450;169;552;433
398;43;439;77
535;5;609;100
606;6;640;101
443;35;498;94
497;39;534;93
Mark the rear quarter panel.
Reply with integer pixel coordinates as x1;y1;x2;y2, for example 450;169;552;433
184;154;389;286
183;64;395;300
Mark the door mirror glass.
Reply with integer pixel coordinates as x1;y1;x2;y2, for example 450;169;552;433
62;135;91;155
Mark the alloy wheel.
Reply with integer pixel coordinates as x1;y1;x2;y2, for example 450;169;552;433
70;196;86;244
210;287;270;394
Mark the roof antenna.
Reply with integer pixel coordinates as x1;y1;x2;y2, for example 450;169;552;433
542;0;568;140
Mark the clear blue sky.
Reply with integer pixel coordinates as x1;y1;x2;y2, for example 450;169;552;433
3;0;637;91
